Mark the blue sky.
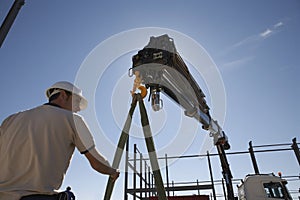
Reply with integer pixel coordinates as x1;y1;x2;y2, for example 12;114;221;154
0;1;299;199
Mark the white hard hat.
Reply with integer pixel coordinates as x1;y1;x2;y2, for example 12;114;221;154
46;81;88;110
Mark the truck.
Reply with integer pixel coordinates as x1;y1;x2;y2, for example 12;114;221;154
237;174;292;200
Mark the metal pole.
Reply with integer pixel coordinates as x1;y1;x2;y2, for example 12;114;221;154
152;172;155;196
103;95;138;200
291;138;300;165
249;141;260;174
196;179;200;195
207;151;217;200
172;181;175;196
138;94;167;200
221;178;227;200
124;137;129;200
145;160;148;199
165;154;170;197
148;166;151;197
0;0;25;47
217;144;234;200
133;144;137;200
140;153;143;199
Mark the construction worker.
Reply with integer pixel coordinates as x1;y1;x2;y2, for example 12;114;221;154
0;81;120;200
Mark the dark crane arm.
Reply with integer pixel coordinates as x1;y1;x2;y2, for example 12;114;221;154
130;34;235;199
130;34;230;149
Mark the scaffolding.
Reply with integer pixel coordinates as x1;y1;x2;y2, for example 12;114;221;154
124;138;300;200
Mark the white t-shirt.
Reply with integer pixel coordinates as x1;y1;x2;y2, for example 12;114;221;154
0;104;95;200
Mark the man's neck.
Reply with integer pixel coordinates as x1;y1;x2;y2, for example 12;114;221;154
44;102;62;108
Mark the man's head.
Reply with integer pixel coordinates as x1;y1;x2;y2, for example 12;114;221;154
46;81;88;112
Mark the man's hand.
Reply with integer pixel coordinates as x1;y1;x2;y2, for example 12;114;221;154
85;148;120;181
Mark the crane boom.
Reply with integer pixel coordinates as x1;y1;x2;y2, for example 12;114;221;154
130;34;229;149
130;34;235;199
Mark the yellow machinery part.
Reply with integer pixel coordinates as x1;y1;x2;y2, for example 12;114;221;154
138;86;147;99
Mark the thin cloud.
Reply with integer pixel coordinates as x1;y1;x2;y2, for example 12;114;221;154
260;28;272;38
220;20;285;71
233;21;285;48
274;21;284;28
222;56;254;70
259;21;284;39
232;35;259;49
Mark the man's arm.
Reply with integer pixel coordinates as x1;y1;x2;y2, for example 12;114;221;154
84;147;120;181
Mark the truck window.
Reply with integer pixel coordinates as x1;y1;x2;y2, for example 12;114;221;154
263;182;285;199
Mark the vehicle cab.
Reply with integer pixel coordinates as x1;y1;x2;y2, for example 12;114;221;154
237;174;292;200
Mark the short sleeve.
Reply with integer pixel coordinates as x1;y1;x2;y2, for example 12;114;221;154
72;114;95;154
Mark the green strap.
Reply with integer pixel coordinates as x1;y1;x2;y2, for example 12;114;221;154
137;94;167;200
103;94;167;200
103;95;138;200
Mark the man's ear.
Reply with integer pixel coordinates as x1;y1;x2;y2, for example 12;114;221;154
61;90;72;101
